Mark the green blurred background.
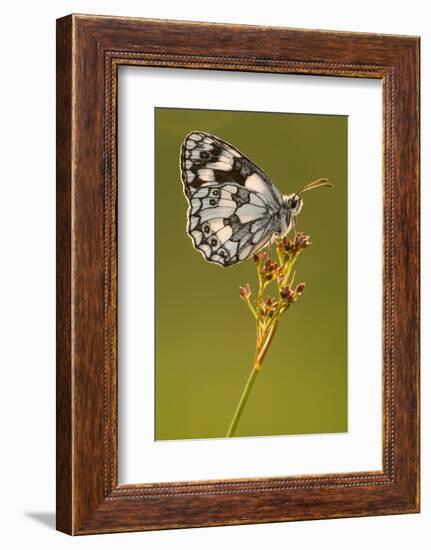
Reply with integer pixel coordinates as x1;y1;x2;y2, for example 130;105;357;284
154;107;347;440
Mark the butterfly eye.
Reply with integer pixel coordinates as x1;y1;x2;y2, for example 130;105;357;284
290;198;297;209
200;151;210;160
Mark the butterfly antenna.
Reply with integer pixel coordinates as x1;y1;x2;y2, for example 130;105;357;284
298;178;333;194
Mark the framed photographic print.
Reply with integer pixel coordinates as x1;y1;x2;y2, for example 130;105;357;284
56;14;420;534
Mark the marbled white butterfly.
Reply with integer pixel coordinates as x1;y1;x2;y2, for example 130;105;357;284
180;131;331;267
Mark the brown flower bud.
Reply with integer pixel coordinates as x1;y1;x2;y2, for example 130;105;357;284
295;282;306;294
280;286;294;303
253;252;266;265
239;283;251;299
294;232;311;250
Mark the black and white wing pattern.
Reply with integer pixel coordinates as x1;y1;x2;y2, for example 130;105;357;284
180;132;284;267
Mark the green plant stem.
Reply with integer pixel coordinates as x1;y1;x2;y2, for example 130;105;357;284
244;297;258;320
257;320;280;366
281;253;296;289
226;366;259;437
256;282;265;340
229;234;310;438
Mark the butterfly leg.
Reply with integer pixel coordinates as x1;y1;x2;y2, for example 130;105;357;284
265;238;278;264
292;216;300;235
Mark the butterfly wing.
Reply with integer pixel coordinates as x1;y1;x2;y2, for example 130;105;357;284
187;183;275;266
180;131;283;204
180;132;283;267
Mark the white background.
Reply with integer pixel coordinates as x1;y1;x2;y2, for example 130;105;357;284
0;1;428;549
118;68;382;483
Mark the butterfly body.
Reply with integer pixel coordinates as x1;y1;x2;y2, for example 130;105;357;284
180;131;305;267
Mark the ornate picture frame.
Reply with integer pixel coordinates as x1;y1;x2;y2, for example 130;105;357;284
56;14;420;534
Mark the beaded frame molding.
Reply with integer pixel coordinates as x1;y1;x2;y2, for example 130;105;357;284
56;14;420;535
